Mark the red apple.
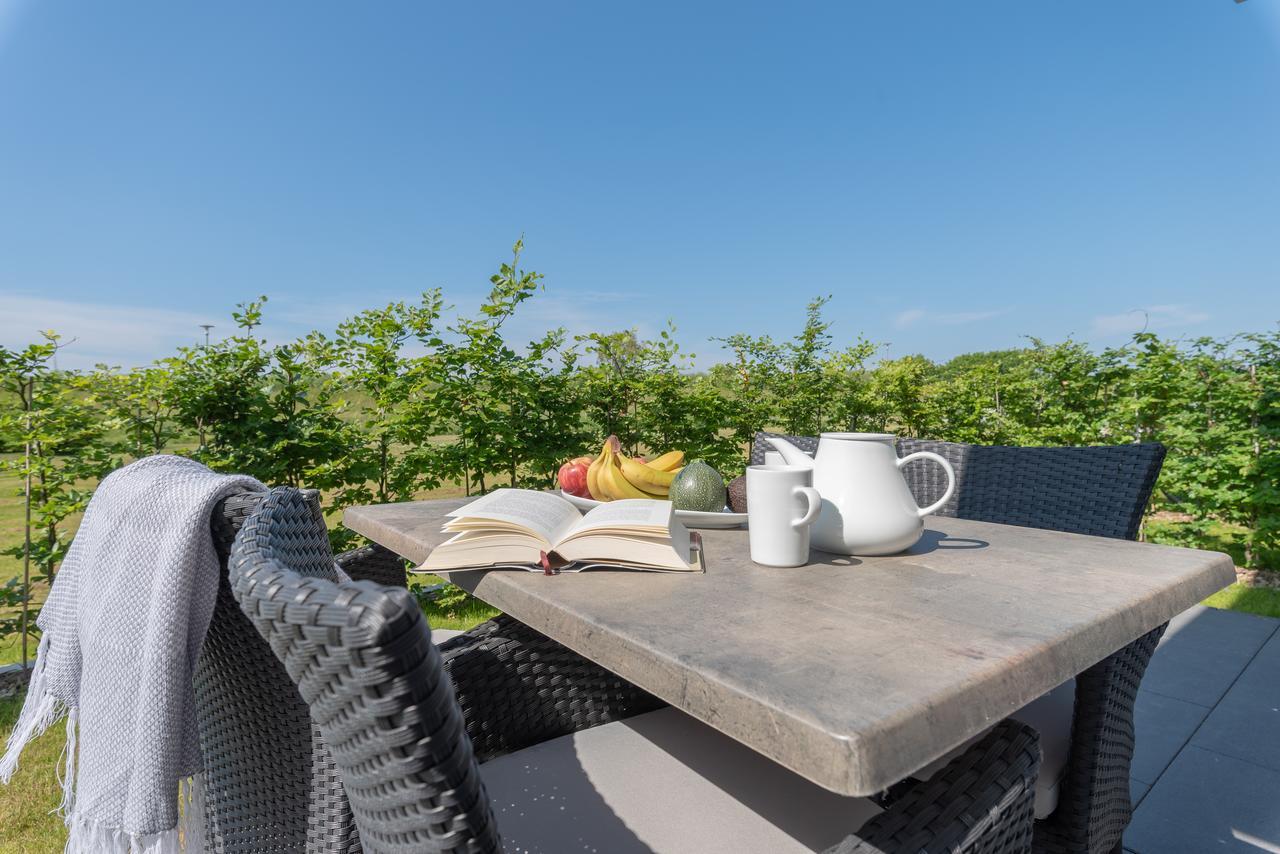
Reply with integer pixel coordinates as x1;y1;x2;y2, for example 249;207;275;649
558;456;594;498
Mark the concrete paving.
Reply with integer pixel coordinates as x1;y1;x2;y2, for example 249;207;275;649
1123;605;1280;854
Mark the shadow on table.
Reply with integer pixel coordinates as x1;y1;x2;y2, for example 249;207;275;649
910;529;989;554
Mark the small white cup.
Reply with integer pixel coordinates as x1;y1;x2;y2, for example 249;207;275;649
746;465;822;567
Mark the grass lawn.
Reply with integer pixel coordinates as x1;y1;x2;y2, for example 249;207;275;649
1202;583;1280;619
0;694;68;853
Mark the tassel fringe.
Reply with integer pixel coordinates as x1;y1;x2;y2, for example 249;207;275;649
61;771;201;854
0;633;64;784
56;708;79;819
4;633;202;852
63;816;182;854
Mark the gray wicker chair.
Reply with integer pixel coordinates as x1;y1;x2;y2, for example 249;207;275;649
752;433;1168;854
228;487;1042;854
198;490;359;851
199;488;660;852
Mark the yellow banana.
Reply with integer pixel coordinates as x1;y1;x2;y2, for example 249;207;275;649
647;450;685;472
601;449;660;500
619;454;675;493
586;442;611;501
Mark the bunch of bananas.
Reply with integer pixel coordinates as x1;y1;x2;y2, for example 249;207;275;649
587;436;685;501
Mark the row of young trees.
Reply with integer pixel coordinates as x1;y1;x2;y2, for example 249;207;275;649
2;241;1278;659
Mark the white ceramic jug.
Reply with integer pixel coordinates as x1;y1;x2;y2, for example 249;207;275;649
767;433;956;556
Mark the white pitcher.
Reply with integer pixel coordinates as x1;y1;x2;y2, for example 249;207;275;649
767;433;956;556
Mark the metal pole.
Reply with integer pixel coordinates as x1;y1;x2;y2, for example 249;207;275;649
21;379;32;669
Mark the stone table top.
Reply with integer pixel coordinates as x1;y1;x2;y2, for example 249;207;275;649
344;498;1235;796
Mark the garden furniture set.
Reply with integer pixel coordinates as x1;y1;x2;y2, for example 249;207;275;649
64;437;1239;852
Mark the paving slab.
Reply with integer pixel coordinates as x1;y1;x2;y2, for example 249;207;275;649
1190;629;1280;773
1126;746;1280;854
1129;689;1211;785
1142;605;1276;707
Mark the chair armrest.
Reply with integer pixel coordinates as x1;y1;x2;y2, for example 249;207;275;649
825;719;1041;854
334;542;409;588
438;615;665;762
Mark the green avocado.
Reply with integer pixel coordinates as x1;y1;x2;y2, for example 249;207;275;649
668;460;727;512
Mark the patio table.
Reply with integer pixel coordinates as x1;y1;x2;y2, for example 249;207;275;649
344;498;1234;797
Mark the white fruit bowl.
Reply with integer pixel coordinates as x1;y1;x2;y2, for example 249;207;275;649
560;490;746;529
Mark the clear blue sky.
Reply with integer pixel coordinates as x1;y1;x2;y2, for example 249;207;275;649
1;1;1277;368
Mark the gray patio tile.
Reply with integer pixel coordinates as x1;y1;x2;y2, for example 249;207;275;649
1130;689;1210;784
1142;606;1276;707
1130;778;1149;807
1190;629;1280;772
1126;746;1280;854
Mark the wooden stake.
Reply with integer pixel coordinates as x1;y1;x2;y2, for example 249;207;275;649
21;378;32;669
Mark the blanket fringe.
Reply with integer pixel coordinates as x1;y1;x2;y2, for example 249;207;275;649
0;633;64;784
59;773;202;853
56;708;79;819
64;816;182;854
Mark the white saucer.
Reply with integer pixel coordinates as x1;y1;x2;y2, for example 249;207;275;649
560;490;747;529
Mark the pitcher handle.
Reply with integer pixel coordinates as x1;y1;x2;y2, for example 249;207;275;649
791;486;822;530
896;451;956;518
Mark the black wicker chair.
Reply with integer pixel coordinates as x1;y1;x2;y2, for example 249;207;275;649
229;487;1042;854
753;433;1169;854
199;488;660;852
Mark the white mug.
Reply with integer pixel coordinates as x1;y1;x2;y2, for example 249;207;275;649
746;465;822;567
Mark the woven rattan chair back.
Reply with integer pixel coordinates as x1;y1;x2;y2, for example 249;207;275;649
752;433;1165;540
197;489;358;852
230;487;500;854
894;439;1165;541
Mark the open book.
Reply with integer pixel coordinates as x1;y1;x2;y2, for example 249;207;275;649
416;489;703;573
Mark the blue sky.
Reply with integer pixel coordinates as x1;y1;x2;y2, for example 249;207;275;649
1;1;1277;369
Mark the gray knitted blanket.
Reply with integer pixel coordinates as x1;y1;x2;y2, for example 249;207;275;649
0;455;265;853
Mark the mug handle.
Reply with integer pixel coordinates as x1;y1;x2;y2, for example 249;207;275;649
791;486;822;530
896;452;957;518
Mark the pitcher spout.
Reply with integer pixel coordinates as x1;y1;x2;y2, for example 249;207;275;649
766;437;815;468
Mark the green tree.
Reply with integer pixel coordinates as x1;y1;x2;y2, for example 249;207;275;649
167;297;352;487
711;329;782;461
1240;329;1280;567
631;326;738;472
93;365;185;456
317;292;446;508
435;239;586;493
0;336;118;664
866;355;935;436
578;330;648;453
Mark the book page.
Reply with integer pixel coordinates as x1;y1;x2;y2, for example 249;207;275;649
569;498;673;535
445;489;582;545
555;517;694;571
